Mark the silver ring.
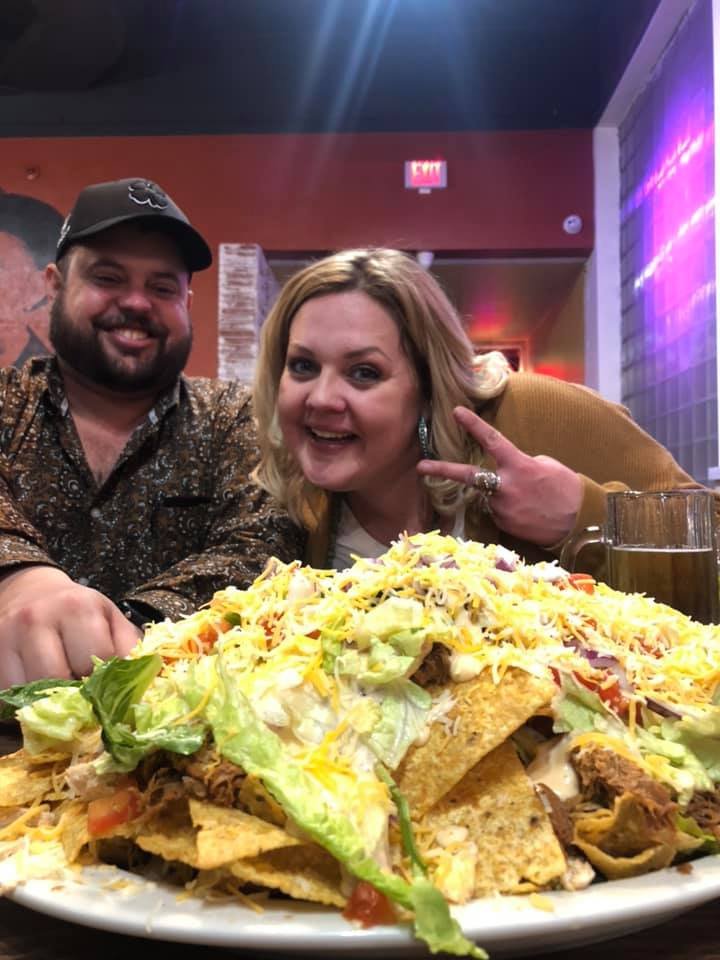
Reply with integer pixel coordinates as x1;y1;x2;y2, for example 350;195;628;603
470;469;501;495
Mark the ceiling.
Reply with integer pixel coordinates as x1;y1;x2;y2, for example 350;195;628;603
0;0;665;373
0;0;663;137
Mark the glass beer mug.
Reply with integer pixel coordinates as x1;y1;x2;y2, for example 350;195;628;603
560;490;719;624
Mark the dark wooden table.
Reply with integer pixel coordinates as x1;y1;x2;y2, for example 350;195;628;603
1;727;718;960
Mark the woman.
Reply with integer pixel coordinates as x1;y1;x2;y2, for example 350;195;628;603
253;248;708;570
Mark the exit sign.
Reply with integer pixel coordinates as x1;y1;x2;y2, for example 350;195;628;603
404;159;447;191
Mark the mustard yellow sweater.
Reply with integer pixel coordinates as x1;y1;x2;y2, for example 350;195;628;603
306;372;717;575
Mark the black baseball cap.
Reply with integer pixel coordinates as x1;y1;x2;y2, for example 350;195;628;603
55;177;212;272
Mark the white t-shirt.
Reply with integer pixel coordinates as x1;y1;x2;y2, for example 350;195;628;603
331;500;465;570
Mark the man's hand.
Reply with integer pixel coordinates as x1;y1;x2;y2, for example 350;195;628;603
417;406;583;547
0;566;141;688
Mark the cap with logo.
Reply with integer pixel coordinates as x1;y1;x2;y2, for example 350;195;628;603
56;178;212;272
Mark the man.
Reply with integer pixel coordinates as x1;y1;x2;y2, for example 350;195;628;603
0;191;64;366
0;177;302;687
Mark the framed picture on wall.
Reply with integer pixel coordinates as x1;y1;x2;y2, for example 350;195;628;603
473;340;528;372
0;190;64;368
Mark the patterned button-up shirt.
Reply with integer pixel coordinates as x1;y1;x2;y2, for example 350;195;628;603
0;357;304;621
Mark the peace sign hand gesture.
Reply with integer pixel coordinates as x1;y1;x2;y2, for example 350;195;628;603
417;406;583;548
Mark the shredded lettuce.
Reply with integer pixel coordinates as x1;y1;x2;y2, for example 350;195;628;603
18;686;95;754
353;596;426;648
0;678;81;721
81;655;205;771
677;813;720;854
553;675;616;734
364;680;431;768
376;764;427;878
659;713;720;782
334;642;417;685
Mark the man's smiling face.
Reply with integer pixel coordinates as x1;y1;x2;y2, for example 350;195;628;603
47;222;193;394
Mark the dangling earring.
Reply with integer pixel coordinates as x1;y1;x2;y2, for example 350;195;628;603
417;415;433;459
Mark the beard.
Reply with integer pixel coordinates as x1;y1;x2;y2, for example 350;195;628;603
49;293;192;394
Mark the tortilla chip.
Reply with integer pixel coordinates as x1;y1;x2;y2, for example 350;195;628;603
134;802;198;867
573;838;675;879
418;739;566;898
396;668;555;816
236;774;286;826
189;799;301;869
135;822;199;867
230;844;346;907
573;792;677;859
0;751;61;806
59;800;91;863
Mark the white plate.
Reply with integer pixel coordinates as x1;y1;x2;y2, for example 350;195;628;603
7;855;720;957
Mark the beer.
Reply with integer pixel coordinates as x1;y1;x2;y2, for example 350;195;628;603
608;546;719;624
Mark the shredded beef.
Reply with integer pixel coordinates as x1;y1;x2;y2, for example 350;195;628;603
411;643;451;687
128;756;186;821
142;768;186;819
535;783;574;850
132;746;285;824
169;744;248;808
685;789;720;837
131;746;249;815
571;744;676;831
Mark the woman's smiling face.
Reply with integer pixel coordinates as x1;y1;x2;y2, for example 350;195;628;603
277;290;423;496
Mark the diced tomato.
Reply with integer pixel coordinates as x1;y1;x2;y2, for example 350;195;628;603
87;784;142;837
259;612;281;641
596;677;628;714
197;624;219;653
573;671;592;692
573;671;627;716
567;573;596;594
342;881;396;927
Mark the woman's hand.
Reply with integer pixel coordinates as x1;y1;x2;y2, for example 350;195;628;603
417;406;583;547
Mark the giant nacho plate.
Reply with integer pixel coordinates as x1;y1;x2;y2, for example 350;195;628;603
3;533;720;957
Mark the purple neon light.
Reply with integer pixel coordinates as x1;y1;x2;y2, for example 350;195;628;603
633;195;715;291
620;0;717;484
623;125;713;219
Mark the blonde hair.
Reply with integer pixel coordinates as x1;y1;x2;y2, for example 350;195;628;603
253;248;510;528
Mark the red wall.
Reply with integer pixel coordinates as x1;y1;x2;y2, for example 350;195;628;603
2;131;594;376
